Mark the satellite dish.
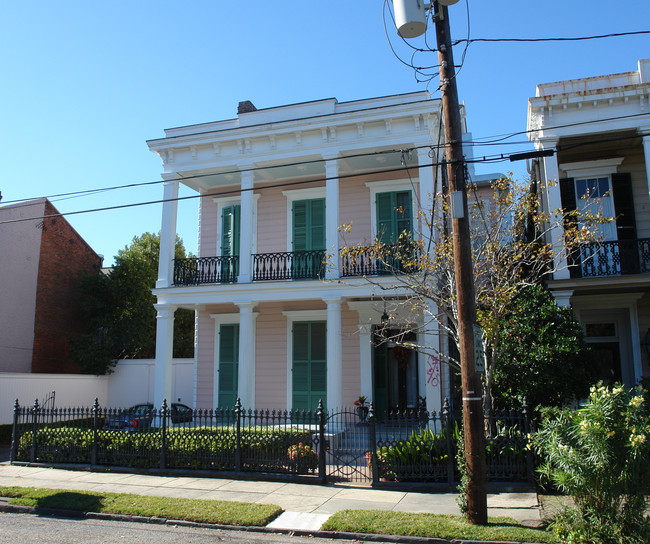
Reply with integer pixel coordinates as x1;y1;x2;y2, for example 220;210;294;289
392;0;427;39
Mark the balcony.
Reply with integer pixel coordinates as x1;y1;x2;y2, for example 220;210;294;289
570;238;650;278
172;244;417;286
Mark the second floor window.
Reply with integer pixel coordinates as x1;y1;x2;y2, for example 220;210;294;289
376;190;412;244
292;199;325;251
222;204;241;256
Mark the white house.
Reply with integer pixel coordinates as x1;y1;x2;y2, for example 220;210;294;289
528;58;650;386
146;92;467;414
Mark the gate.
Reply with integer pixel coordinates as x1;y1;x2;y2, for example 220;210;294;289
324;408;372;483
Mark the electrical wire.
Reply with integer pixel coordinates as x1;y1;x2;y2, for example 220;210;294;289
456;30;650;45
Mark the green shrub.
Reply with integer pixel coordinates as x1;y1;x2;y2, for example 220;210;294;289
533;383;650;543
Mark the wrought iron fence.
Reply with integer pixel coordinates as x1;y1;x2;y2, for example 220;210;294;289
173;256;238;285
10;398;535;487
253;250;326;281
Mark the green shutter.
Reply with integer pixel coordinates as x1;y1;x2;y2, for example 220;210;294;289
292;201;308;252
292;199;325;251
292;321;327;412
222;205;241;256
218;324;239;409
376;191;412;244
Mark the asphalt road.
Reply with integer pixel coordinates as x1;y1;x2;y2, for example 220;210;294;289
0;512;364;544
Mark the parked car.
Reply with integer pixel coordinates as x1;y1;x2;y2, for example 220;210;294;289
103;402;193;430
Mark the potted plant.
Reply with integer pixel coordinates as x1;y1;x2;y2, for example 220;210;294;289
286;443;318;474
354;396;369;422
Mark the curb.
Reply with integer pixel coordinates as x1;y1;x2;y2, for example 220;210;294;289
0;501;550;544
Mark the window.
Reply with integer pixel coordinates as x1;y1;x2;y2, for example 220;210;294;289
292;198;325;279
218;324;239;409
292;321;327;411
376;191;412;244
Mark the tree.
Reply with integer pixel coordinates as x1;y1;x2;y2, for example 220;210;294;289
344;175;607;409
70;232;194;374
492;284;594;408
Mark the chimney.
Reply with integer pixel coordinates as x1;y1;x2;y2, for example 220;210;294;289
237;100;257;114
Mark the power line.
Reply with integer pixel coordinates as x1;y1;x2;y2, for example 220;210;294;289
456;29;650;45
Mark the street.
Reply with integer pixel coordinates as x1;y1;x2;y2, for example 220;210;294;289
0;513;363;544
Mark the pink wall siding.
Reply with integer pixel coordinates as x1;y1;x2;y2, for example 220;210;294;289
254;302;288;407
341;307;361;406
257;184;295;254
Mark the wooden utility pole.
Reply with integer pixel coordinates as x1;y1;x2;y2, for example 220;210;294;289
434;3;488;524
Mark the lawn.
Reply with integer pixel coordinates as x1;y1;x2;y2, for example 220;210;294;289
322;509;560;543
0;486;281;526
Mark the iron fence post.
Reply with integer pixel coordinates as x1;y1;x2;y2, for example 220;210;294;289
10;399;19;463
30;399;39;464
91;398;99;465
443;398;455;487
522;398;535;485
235;398;242;472
317;400;326;483
160;399;168;470
368;403;379;483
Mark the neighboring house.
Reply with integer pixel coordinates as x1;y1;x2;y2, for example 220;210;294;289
528;58;650;387
0;198;103;373
147;91;475;414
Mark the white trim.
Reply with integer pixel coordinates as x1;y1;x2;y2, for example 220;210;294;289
210;313;240;408
282;187;326;201
560;158;624;179
282;310;328;409
365;179;419;241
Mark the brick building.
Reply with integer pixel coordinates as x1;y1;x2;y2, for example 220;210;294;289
0;198;102;373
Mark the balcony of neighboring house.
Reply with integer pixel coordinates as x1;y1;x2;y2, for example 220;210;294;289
569;239;650;279
172;243;418;286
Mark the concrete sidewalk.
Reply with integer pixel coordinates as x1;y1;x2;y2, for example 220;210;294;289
0;462;541;531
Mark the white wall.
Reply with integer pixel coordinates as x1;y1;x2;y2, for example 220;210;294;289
0;358;194;425
0;373;107;425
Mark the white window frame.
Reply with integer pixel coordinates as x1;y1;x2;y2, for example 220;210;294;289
210;313;240;409
282;309;327;409
364;180;419;241
282;187;326;252
212;194;260;257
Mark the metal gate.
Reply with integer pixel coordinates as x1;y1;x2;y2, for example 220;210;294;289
324;409;372;483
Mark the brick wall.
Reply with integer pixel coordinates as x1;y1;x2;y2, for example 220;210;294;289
31;201;102;373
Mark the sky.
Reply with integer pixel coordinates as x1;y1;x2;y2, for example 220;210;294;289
1;1;649;265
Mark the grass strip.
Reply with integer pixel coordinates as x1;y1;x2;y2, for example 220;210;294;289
322;509;560;543
0;486;281;527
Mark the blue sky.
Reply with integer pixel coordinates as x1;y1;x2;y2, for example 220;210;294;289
1;1;648;265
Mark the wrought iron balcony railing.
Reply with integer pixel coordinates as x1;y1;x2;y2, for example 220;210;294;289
341;243;418;278
571;238;650;278
173;256;238;285
253;250;326;281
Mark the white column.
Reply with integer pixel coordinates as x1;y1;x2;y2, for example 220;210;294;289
153;304;176;408
640;131;650;198
238;169;254;283
324;297;343;410
156;180;179;288
417;147;435;248
552;289;574;308
236;302;258;408
325;159;340;280
419;303;442;413
359;324;373;402
539;139;569;280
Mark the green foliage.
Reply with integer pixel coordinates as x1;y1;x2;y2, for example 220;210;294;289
15;425;314;472
286;443;318;473
493;285;594;408
69;232;194;374
533;383;650;543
